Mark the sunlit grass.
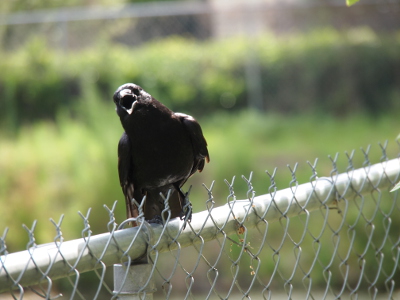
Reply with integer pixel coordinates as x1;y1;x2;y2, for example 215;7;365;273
199;110;399;202
0;102;398;251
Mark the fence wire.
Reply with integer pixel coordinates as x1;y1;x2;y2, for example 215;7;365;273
1;143;400;300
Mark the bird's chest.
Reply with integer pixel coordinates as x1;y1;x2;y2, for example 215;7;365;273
125;112;193;187
130;114;188;151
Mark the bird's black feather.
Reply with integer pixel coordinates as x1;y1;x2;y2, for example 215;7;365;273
113;83;210;226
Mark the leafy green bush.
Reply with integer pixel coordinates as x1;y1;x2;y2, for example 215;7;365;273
1;28;399;131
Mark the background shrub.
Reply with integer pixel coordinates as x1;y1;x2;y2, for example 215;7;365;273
1;28;399;131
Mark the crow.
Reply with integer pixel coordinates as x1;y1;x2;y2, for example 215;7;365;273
113;83;210;226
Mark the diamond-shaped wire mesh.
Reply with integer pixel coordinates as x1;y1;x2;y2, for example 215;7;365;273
0;143;399;300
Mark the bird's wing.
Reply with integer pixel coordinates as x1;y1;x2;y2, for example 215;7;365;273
175;113;210;175
118;132;138;220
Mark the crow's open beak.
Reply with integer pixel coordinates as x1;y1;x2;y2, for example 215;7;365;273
119;89;136;114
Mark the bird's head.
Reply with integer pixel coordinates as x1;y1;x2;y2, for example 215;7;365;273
113;83;150;116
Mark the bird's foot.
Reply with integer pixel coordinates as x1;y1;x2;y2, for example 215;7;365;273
180;194;192;229
147;215;163;225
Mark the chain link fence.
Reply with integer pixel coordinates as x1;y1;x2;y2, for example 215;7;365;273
1;143;399;299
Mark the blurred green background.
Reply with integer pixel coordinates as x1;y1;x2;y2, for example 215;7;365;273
0;0;399;298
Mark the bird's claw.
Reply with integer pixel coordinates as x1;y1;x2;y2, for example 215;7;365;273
180;194;192;229
179;207;192;222
148;215;163;225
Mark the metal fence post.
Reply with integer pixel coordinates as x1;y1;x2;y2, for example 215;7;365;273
113;263;156;300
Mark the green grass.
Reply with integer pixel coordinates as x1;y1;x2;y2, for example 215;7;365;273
199;110;399;202
0;104;398;294
0;103;398;251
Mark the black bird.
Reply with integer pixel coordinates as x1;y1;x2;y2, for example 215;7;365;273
113;83;210;226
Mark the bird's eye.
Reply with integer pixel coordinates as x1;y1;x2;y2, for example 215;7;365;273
132;88;141;96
